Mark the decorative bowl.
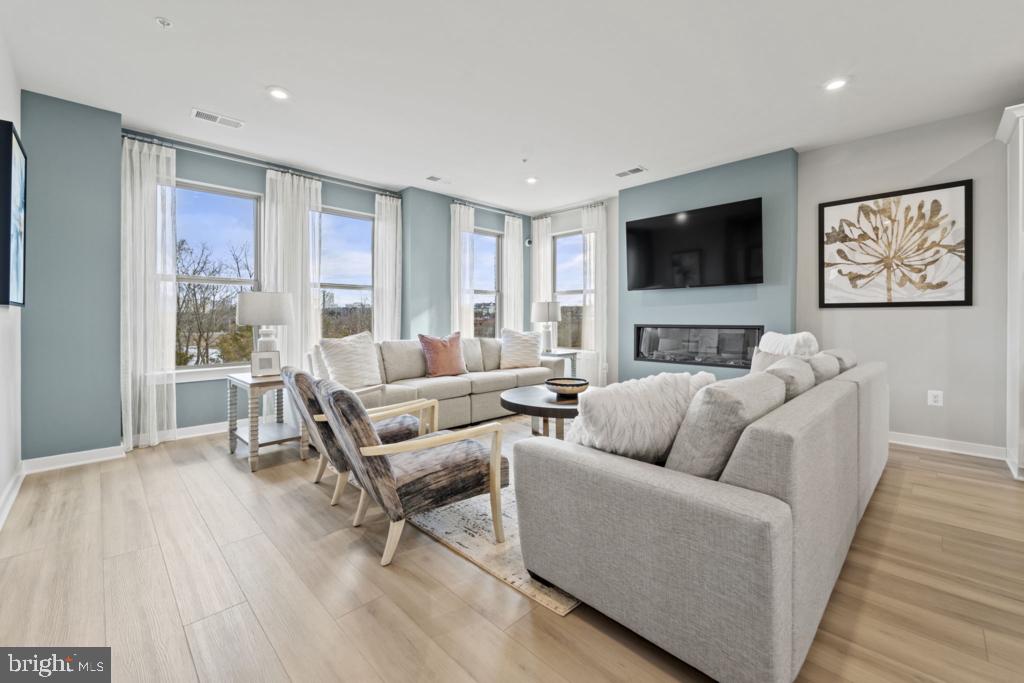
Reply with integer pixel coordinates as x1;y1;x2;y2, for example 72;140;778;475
545;377;589;401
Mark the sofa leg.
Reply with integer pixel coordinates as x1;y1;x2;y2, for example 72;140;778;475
353;489;370;526
381;519;405;566
330;471;349;506
313;452;328;483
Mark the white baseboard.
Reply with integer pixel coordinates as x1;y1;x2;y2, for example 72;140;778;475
889;431;1007;461
21;444;126;475
1007;459;1024;481
164;421;228;441
0;466;25;531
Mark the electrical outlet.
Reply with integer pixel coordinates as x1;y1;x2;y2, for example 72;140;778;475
927;390;944;407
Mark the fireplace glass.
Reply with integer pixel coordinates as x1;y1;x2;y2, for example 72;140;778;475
634;325;764;369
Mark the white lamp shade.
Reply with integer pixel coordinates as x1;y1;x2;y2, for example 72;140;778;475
531;301;562;323
237;291;293;326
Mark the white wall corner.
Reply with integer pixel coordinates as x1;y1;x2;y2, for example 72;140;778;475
996;103;1024;143
0;462;24;531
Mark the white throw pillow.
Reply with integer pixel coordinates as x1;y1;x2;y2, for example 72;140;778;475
319;332;382;389
567;372;716;465
758;331;819;358
310;345;330;378
499;328;541;369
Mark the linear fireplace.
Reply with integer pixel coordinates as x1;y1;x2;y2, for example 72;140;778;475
634;324;764;370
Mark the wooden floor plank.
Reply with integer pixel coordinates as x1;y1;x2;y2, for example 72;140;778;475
185;603;289;683
100;457;158;558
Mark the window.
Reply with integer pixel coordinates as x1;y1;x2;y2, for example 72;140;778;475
471;231;501;337
319;209;373;338
175;184;259;368
554;231;591;349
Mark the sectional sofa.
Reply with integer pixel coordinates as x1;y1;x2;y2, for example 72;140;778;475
514;356;888;683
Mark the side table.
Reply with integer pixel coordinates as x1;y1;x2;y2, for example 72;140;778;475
541;348;580;377
227;372;308;472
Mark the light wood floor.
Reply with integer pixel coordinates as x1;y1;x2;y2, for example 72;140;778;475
1;417;1022;682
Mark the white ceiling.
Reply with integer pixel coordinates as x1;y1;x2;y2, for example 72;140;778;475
2;0;1023;214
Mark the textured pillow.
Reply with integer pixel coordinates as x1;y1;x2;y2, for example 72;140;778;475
764;356;815;401
567;372;715;465
749;348;783;372
320;332;383;389
665;372;786;479
808;352;841;384
499;328;541;369
418;332;468;377
822;348;858;372
311;345;330;378
759;331;819;358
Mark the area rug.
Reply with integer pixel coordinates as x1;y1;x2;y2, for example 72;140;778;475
409;486;580;616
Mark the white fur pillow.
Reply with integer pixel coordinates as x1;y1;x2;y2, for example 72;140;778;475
319;331;382;389
499;328;541;369
567;372;716;465
759;331;819;358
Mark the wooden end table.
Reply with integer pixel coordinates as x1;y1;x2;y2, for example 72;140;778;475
499;385;578;439
541;348;580;377
227;372;308;472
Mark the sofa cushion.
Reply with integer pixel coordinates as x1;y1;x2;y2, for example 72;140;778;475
499;328;542;369
418;332;469;377
764;357;815;401
822;348;858;372
807;352;841;384
462;338;484;373
463;371;517;393
391;375;472;401
749;348;784;372
380;340;427;382
479;337;502;371
507;366;552;387
356;383;418;409
320;332;383;389
665;372;786;479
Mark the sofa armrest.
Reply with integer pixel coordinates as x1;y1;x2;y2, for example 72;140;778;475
539;357;565;376
513;437;793;683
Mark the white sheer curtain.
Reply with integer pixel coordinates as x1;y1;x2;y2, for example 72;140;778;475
580;203;608;386
120;139;177;450
450;203;476;336
373;194;402;340
501;215;524;330
263;170;322;381
530;216;553;332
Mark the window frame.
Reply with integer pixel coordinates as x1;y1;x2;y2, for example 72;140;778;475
173;179;262;371
552;229;593;350
317;206;375;337
472;227;502;338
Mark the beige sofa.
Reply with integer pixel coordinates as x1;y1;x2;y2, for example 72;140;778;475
310;337;565;430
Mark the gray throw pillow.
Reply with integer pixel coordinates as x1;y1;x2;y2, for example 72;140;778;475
807;352;840;384
764;357;815;401
822;348;858;373
665;372;786;479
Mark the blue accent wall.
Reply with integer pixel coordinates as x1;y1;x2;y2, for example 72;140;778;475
617;149;798;381
400;186;530;338
21;92;123;457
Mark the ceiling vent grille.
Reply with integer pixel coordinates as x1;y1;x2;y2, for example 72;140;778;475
615;165;647;178
190;108;244;129
426;175;442;182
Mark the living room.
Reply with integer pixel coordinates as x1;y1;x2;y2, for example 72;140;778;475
0;2;1022;682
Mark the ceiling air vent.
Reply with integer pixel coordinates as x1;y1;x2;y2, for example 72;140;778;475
190;108;244;129
615;165;647;178
426;175;442;182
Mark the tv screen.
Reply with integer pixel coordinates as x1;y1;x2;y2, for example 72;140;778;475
626;197;763;290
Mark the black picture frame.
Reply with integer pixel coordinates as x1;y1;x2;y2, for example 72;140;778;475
818;179;972;308
0;119;27;307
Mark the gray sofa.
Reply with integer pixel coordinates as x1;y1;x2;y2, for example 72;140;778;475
310;337;565;430
514;362;888;683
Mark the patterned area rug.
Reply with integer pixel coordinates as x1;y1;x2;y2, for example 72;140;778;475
409;486;580;616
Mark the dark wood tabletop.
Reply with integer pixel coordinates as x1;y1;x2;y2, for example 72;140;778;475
500;385;579;419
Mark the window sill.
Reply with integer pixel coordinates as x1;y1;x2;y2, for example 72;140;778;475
175;365;248;384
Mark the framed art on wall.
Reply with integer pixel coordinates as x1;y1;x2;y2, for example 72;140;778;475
819;179;972;308
0;120;27;307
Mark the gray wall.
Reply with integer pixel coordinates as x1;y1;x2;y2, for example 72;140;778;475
21;92;122;458
400;186;531;339
617;149;798;381
797;109;1007;447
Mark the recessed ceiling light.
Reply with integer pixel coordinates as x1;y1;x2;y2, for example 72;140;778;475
824;78;848;91
266;86;291;101
525;177;538;185
155;16;173;29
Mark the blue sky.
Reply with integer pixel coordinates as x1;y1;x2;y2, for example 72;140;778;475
176;187;256;277
555;233;585;291
472;232;497;290
321;213;373;286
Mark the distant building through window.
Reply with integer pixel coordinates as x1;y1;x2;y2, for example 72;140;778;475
318;209;374;338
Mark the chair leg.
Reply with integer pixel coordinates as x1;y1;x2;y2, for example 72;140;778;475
381;519;406;566
313;452;328;483
330;471;349;506
353;489;370;526
489;430;505;544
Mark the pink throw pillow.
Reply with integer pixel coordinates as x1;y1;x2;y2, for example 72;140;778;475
418;332;468;377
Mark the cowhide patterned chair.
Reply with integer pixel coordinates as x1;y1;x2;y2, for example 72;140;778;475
281;367;434;506
315;378;508;566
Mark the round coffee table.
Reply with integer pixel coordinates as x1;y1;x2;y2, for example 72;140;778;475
500;385;578;439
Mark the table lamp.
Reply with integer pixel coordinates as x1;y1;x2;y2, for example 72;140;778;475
237;291;293;353
531;301;561;353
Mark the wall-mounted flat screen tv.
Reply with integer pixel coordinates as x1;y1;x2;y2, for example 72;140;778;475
626;197;763;290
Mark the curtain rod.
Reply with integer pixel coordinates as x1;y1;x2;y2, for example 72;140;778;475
451;198;524;219
121;129;401;198
535;200;606;220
